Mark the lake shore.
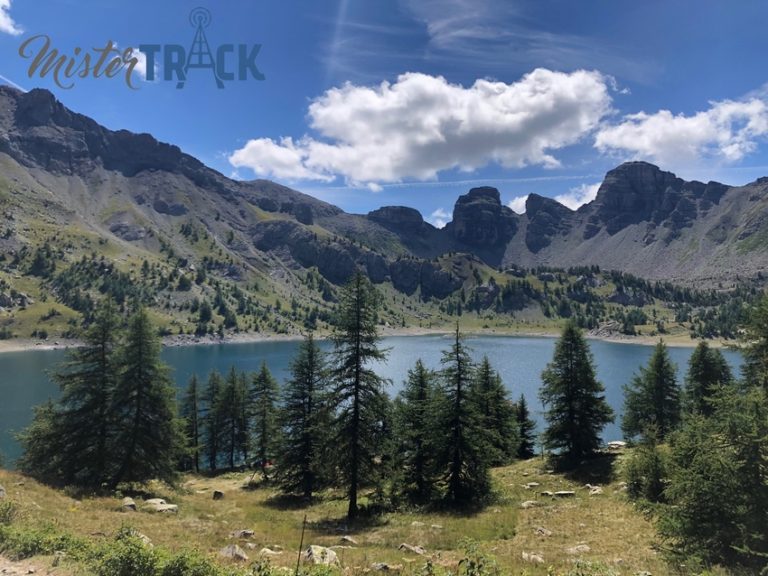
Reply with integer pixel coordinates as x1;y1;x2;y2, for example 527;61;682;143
0;325;733;355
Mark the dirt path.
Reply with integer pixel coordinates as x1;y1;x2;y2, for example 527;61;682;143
0;555;60;575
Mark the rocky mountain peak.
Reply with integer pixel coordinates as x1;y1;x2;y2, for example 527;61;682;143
584;161;727;239
446;186;518;248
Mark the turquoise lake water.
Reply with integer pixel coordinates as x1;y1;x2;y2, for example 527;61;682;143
0;335;743;466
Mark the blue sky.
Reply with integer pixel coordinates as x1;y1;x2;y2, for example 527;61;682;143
2;1;768;226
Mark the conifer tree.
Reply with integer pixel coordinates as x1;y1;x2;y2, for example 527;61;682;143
111;308;184;486
437;325;491;505
396;359;439;503
180;375;201;472
683;341;733;416
741;293;768;391
203;370;224;471
330;271;390;520
17;401;66;483
251;362;279;479
18;299;121;487
540;321;614;465
275;333;331;499
622;340;680;441
473;356;518;466
219;367;249;470
515;394;537;460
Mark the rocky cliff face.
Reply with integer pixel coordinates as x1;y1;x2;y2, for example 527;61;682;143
445;187;518;248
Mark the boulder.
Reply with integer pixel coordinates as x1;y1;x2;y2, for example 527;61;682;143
142;498;178;513
303;545;338;566
259;547;283;557
372;562;403;571
522;551;544;564
398;543;426;555
213;490;225;501
121;497;137;511
554;491;575;498
219;544;249;562
231;529;254;539
339;535;358;545
566;544;591;555
535;527;552;537
520;500;539;509
0;484;6;499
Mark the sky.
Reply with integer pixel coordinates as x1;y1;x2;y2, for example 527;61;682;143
2;1;768;227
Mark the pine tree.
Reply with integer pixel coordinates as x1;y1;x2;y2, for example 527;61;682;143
540;321;614;465
251;361;279;480
684;341;733;416
515;394;537;459
396;359;439;503
473;356;518;466
330;271;390;520
180;375;201;473
437;325;491;505
111;308;184;486
202;371;224;471
275;333;331;499
622;340;680;441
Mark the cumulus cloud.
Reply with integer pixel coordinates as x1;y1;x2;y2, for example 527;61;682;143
554;182;600;210
229;69;612;185
229;137;334;182
428;207;451;228
0;0;21;36
595;98;768;167
507;195;529;214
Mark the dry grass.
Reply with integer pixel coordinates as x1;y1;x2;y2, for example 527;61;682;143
0;452;679;575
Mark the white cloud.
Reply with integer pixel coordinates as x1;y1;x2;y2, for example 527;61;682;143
554;182;600;210
595;98;768;168
229;69;612;185
229;137;334;182
428;207;451;228
0;0;21;36
507;195;529;214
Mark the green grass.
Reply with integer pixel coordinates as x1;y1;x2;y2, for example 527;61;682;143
0;456;676;575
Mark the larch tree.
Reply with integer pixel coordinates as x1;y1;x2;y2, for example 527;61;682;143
275;333;331;499
622;340;680;441
251;361;279;480
396;359;439;503
515;394;537;460
330;271;390;520
683;341;733;416
540;321;614;465
180;374;201;473
437;325;491;505
111;308;184;486
473;356;518;466
202;370;224;472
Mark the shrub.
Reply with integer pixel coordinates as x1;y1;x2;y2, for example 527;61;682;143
0;500;19;525
624;441;667;503
96;533;159;576
161;550;228;576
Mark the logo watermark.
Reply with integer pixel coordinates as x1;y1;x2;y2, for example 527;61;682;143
17;7;265;90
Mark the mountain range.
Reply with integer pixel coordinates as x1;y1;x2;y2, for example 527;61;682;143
0;86;764;339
